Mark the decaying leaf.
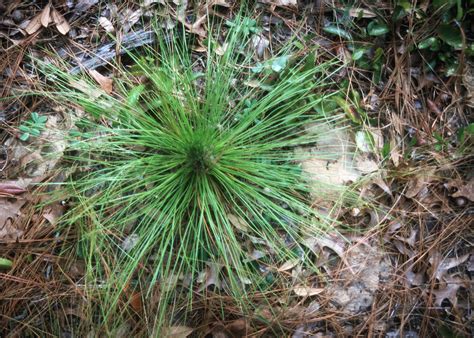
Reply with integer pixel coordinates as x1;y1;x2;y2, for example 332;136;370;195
405;267;425;286
88;69;113;93
0;182;27;196
98;17;114;33
303;234;346;258
227;213;248;232
24;14;42;35
161;274;179;293
405;167;437;198
121;9;142;33
212;0;232;7
51;8;70;35
328;243;391;314
197;262;222;291
293;286;324;297
432;275;465;307
277;258;300;272
446;178;474;202
0;198;26;239
252;35;270;58
163;326;194;338
429;251;469;281
354;154;379;174
40;3;52;27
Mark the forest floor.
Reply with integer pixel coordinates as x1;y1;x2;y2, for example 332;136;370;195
0;1;473;337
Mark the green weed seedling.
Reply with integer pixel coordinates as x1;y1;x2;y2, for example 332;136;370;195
18;112;47;141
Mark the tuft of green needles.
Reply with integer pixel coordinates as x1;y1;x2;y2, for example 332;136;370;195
40;16;353;333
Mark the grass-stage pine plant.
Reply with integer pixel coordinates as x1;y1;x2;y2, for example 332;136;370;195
39;16;353;333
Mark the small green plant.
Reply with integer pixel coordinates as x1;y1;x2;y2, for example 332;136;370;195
226;16;260;36
39;16;354;334
18;112;47;141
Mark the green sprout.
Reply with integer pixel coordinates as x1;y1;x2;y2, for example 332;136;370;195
18;112;47;141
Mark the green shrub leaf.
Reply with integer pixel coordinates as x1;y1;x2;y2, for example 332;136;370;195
0;258;12;269
418;37;438;49
367;21;390;36
438;24;463;49
323;25;352;40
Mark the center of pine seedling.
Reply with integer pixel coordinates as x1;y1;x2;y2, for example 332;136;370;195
185;143;216;174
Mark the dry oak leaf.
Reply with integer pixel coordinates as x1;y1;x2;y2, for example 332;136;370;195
405;167;437;198
429;251;470;281
88;69;113;93
432;275;465;307
447;178;474;202
0;198;26;240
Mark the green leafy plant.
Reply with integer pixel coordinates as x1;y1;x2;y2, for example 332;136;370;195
18;112;47;141
40;17;354;333
226;16;260;36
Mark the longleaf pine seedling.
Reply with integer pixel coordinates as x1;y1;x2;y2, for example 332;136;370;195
40;16;354;334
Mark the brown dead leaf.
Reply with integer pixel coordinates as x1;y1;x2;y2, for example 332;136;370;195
227;213;248;232
197;262;222;291
225;319;248;336
405;167;437;198
24;14;42;35
293;286;324;297
42;203;65;225
429;252;469;281
163;326;194;338
446;178;474;202
405;267;425;286
40;3;52;27
51;8;70;35
432;275;465;307
0;198;26;239
277;258;300;272
129;292;142;312
0;183;26;196
303;234;346;258
88;69;113;93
